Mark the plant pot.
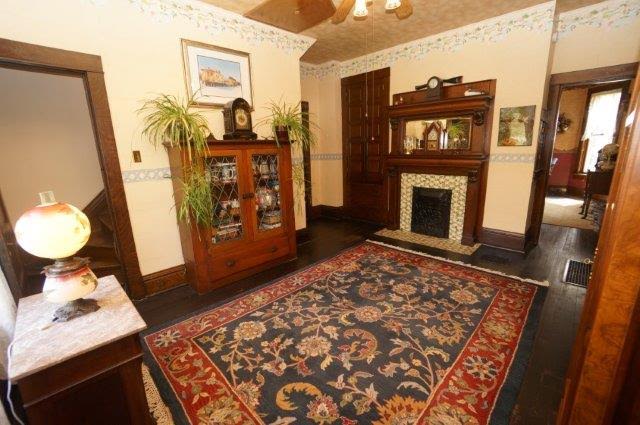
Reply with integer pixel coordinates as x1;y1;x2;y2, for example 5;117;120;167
274;126;290;144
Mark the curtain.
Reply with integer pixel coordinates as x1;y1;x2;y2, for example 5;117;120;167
0;266;16;425
582;88;622;172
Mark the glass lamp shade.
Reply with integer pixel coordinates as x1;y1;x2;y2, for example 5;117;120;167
43;263;98;303
15;201;91;259
385;0;401;10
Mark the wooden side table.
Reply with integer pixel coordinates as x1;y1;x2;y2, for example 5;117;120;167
8;276;151;425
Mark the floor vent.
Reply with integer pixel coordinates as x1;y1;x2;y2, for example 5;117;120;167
563;259;592;287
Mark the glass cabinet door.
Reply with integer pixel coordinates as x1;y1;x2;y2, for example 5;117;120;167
251;153;283;233
206;154;245;245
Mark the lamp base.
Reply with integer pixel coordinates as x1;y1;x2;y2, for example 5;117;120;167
53;298;100;322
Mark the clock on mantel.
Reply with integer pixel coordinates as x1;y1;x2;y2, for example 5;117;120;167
223;98;257;140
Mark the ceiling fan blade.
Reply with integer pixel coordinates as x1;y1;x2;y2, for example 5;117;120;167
332;0;356;24
395;0;413;19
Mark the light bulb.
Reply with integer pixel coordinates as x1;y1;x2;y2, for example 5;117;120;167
385;0;401;10
354;0;368;17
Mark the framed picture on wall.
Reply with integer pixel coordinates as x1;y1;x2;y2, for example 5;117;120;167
497;105;536;146
181;39;253;108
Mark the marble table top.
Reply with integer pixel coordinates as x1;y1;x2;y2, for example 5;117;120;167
9;275;147;381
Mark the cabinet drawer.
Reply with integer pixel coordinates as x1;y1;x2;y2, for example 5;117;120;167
209;237;290;281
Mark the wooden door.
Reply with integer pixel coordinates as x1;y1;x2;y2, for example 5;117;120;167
557;67;640;424
341;67;390;223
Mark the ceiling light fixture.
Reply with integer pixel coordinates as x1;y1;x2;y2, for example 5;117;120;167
353;0;368;17
385;0;401;10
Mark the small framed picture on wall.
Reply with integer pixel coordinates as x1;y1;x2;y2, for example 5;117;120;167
181;39;253;108
497;105;536;146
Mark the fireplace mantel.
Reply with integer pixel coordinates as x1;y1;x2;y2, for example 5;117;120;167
385;157;486;245
384;79;495;245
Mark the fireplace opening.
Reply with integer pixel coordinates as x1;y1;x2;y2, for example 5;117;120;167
411;187;452;238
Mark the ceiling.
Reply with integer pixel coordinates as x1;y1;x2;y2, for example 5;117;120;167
201;0;604;64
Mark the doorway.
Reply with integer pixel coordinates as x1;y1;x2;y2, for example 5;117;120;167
543;81;630;232
0;38;144;300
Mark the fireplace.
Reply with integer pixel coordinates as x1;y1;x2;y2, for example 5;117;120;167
411;187;452;238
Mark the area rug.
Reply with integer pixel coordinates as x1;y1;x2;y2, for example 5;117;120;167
542;196;593;230
374;228;481;255
143;241;547;425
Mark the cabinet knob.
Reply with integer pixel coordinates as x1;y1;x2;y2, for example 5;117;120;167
270;246;277;253
226;259;236;267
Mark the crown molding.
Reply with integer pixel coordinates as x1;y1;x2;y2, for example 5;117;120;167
301;2;555;80
86;0;316;54
557;0;640;38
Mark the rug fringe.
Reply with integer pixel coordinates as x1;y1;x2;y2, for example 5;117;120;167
366;240;550;287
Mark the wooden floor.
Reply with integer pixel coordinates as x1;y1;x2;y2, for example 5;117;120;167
136;218;598;425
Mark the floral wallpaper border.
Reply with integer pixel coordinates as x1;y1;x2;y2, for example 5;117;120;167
311;153;343;161
301;2;555;80
87;0;315;53
557;0;640;37
489;154;536;163
122;167;172;183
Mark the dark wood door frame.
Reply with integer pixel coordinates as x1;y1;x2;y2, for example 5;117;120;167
0;38;144;300
557;65;640;424
525;62;638;247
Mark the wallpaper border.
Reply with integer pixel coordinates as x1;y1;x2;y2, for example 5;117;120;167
87;0;315;53
557;0;640;38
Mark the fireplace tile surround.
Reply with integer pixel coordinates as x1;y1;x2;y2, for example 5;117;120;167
400;173;468;242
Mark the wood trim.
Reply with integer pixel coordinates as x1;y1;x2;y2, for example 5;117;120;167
549;63;638;86
318;205;345;220
478;228;526;252
558;65;640;424
143;265;186;296
526;62;638;248
295;228;310;245
0;38;144;299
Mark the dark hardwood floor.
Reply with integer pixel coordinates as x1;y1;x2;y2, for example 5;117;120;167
135;218;598;425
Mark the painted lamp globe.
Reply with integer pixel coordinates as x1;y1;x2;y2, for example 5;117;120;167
14;191;99;322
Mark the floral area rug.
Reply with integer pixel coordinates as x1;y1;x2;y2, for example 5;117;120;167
142;241;546;425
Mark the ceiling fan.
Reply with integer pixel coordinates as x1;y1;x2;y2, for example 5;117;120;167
332;0;413;23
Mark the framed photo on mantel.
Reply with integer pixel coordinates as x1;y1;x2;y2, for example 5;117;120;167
181;39;253;108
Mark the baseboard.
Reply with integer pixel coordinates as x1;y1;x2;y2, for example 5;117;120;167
296;228;311;244
310;204;345;220
479;228;526;253
143;265;187;295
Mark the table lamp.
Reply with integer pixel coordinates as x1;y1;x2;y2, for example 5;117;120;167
14;191;99;322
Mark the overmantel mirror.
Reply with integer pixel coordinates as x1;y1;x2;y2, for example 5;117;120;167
403;116;472;153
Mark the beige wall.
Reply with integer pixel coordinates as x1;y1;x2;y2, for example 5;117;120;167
302;3;555;234
551;3;640;74
0;0;313;275
0;68;103;227
555;88;588;152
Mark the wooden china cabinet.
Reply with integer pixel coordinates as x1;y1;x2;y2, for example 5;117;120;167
167;137;296;294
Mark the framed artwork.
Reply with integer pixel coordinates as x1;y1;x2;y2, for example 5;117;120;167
498;105;536;146
181;39;253;108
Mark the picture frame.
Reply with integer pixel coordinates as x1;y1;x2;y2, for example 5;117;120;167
181;39;253;108
497;105;536;146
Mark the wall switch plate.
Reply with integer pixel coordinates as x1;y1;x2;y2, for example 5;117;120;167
132;150;142;163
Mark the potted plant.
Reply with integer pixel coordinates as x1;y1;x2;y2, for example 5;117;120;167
259;100;317;150
138;94;214;227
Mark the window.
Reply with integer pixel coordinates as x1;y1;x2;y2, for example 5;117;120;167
581;88;622;172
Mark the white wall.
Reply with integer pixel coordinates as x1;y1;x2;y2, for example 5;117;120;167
0;0;314;275
0;68;103;226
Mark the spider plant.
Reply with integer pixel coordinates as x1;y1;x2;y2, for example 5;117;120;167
258;100;318;150
177;169;215;227
138;93;210;163
138;93;213;227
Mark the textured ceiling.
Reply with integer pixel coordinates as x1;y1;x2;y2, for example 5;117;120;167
200;0;605;63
